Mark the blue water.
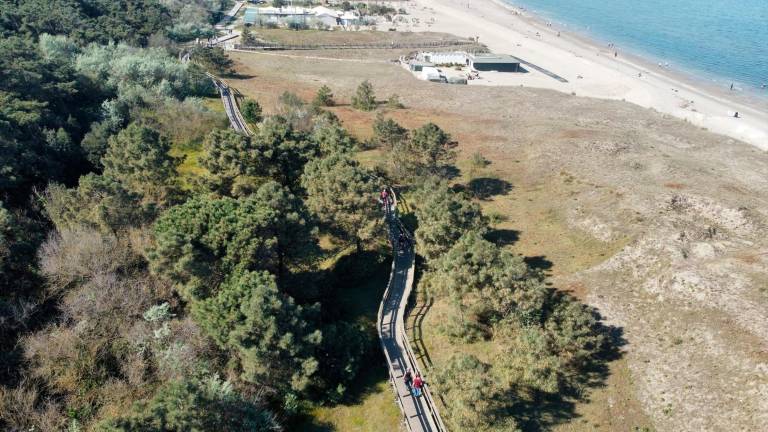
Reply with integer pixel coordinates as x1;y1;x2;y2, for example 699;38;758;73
507;0;768;96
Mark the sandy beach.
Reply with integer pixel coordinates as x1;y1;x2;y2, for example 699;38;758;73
398;0;768;150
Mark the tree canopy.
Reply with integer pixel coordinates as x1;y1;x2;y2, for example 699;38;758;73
102;123;182;207
393;122;457;179
372;114;408;150
97;377;281;431
413;180;488;261
150;185;316;300
193;270;321;394
301;151;380;251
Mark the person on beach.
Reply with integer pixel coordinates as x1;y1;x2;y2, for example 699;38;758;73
734;111;739;118
412;374;424;397
730;83;734;91
404;369;413;390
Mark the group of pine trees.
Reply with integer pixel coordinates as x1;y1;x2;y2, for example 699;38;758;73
410;177;608;431
0;2;393;431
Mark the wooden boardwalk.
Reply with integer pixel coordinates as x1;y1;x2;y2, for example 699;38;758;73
378;198;447;432
207;73;253;136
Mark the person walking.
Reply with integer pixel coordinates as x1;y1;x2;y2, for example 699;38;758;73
403;369;413;391
380;188;390;211
412;374;424;397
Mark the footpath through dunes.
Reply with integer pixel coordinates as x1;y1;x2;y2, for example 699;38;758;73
377;191;447;432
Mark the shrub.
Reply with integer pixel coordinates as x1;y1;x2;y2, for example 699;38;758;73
371;113;408;149
96;377;280;431
386;93;404;109
288;21;309;31
241;99;263;123
351;80;376;111
313;85;335;107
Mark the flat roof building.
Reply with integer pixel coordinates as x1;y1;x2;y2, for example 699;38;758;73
408;61;434;72
467;53;521;72
243;6;359;27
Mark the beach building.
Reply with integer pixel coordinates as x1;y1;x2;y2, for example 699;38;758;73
311;6;343;27
420;66;447;83
310;6;361;27
416;51;466;65
243;6;360;28
243;6;312;26
466;53;521;72
408;61;434;72
415;51;522;72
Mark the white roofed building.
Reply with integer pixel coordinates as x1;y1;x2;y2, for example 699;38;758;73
243;6;360;28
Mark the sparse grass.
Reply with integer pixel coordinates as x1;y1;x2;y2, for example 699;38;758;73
170;142;207;190
297;379;402;432
201;95;226;114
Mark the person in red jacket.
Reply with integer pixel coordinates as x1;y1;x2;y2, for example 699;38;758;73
412;374;424;397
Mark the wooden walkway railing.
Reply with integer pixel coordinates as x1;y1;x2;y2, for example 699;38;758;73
377;188;448;432
206;72;254;136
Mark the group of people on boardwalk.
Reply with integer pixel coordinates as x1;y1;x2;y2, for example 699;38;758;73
378;188;411;252
403;369;425;397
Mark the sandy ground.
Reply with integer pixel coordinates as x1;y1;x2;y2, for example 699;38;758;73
396;0;768;149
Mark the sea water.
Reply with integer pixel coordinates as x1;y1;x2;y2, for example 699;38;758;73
507;0;768;97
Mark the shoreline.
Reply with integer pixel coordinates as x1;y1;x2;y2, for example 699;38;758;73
505;0;768;105
497;0;768;109
403;0;768;149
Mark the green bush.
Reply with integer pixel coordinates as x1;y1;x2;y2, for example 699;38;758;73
351;80;376;111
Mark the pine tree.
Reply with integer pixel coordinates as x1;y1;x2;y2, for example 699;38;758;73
97;377;280;431
101;123;182;207
372;113;408;149
150;185;316;300
351;80;376;111
313;85;335;107
413;179;488;261
192;270;321;394
241;99;262;124
301;151;379;252
394;122;457;179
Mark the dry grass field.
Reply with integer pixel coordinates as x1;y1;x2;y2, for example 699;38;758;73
225;33;768;431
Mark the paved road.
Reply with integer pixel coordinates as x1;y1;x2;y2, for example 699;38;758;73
378;203;446;432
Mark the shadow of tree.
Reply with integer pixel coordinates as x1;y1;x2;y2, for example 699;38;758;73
525;255;554;273
468;177;513;200
224;72;257;80
291;414;335;432
485;228;520;246
442;165;462;180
